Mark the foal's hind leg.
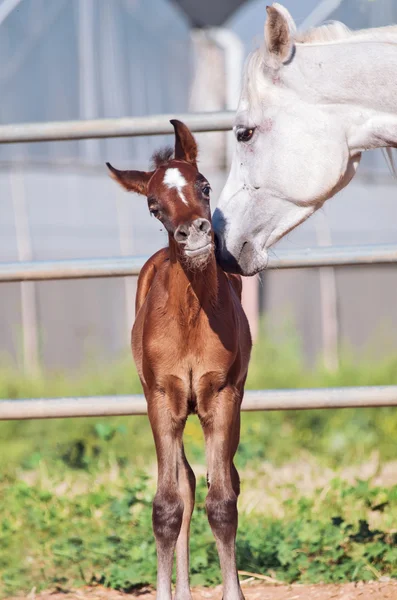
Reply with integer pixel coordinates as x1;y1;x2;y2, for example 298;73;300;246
148;399;185;600
200;388;245;600
175;444;196;600
231;411;243;504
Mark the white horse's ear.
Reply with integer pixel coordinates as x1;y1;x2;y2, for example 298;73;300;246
264;3;296;67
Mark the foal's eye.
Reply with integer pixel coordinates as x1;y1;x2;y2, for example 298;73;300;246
148;197;161;218
202;185;211;197
236;127;255;143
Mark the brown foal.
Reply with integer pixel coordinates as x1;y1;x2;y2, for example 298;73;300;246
107;120;252;600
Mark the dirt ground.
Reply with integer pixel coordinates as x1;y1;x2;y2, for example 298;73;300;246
13;581;397;600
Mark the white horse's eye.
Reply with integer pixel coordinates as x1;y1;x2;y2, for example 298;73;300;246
236;127;255;143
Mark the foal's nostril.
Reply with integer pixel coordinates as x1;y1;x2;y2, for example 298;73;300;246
193;218;211;234
175;219;211;244
174;224;189;243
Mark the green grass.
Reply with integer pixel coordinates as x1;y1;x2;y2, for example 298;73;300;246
1;471;397;597
1;331;397;473
1;330;397;596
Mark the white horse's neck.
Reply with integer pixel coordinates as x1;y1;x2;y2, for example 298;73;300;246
288;35;397;152
294;39;397;113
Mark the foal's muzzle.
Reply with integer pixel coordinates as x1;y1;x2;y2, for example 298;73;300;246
174;218;212;258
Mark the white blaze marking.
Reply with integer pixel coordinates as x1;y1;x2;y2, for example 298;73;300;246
164;168;188;205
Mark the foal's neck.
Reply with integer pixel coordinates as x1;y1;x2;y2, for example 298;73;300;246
168;237;219;311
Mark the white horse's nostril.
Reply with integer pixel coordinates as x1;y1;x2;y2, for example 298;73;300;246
238;241;248;260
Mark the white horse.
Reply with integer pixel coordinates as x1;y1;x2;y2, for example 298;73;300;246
214;2;397;275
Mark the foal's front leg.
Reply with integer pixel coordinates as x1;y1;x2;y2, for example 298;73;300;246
148;400;185;600
200;388;245;600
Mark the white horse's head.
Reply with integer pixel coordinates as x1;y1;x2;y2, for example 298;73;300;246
214;3;397;275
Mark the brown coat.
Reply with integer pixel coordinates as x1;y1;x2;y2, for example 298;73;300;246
107;120;251;600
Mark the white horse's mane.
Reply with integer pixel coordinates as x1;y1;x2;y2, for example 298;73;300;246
296;22;397;45
244;20;397;95
245;21;397;88
296;21;351;43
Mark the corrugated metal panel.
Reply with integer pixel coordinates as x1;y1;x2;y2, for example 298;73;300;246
0;0;192;166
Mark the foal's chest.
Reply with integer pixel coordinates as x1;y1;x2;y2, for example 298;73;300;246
140;297;239;392
145;305;236;365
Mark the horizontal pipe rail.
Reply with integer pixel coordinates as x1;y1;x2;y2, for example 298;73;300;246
1;386;397;420
0;111;235;144
0;244;396;282
0;115;394;423
0;255;145;282
269;244;397;269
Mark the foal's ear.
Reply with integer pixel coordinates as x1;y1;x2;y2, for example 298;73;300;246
170;119;198;168
106;163;153;196
265;3;296;67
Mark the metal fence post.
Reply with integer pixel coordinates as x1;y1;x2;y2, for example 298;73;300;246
10;168;40;374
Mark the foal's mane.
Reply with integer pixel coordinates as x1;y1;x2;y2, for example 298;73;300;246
150;147;174;170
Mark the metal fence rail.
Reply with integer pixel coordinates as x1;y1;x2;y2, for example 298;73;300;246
1;111;397;419
1;244;397;282
1;386;397;420
0;111;234;144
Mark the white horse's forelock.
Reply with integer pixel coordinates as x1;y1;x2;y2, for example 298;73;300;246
241;50;266;109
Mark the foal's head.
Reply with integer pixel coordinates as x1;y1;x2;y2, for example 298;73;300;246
107;120;213;269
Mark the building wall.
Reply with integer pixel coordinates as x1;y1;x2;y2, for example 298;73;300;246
261;175;397;364
1;0;397;371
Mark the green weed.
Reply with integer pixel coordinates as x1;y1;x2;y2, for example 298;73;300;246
1;473;396;597
1;330;397;473
1;329;397;595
